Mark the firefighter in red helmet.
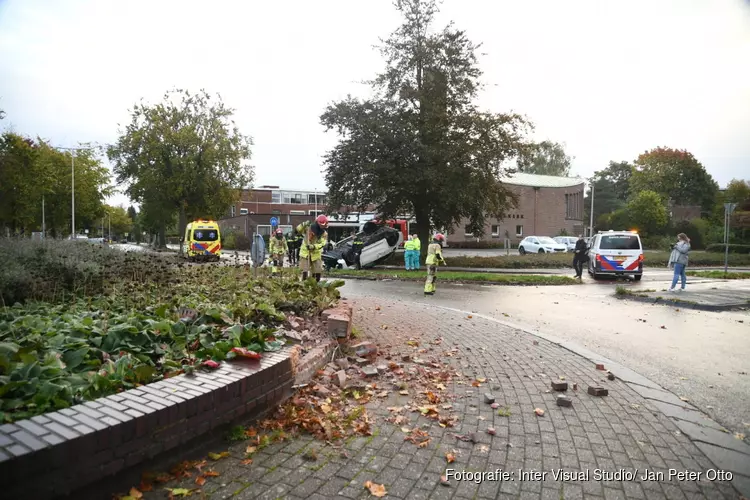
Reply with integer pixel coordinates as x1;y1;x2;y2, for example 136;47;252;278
297;214;329;282
424;233;446;295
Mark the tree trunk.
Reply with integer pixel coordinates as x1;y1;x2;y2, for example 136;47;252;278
156;223;167;248
414;203;430;261
178;202;187;255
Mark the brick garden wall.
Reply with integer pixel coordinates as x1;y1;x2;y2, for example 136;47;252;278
0;352;293;500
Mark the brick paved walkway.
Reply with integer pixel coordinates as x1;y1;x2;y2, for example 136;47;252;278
130;298;741;500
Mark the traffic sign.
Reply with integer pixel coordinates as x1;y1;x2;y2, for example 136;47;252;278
270;216;279;226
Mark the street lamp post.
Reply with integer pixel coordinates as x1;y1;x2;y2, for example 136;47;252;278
588;181;595;237
724;202;737;276
55;145;98;239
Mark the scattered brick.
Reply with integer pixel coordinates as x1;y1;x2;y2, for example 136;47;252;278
332;370;347;387
551;381;568;392
361;366;379;378
556;395;573;407
355;357;369;366
587;386;609;397
595;363;605;371
351;341;378;358
484;393;495;404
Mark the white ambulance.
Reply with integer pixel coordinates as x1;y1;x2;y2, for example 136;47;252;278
587;230;644;281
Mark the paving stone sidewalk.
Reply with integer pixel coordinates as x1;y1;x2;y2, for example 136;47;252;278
129;298;743;500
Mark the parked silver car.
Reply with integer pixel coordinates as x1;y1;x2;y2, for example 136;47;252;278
553;236;577;252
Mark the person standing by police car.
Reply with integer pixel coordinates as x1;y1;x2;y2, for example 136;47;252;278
572;234;588;280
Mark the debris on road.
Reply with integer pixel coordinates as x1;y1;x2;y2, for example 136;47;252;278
551;381;568;391
556;395;573;407
595;363;605;371
484;393;495;404
587;386;609;397
607;372;616;381
534;408;545;416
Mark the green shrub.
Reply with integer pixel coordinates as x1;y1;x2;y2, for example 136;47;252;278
641;235;674;251
0;238;179;305
223;231;237;250
445;240;516;249
673;220;705;249
705;244;750;254
0;266;344;422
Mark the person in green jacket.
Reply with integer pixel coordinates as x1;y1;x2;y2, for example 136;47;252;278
412;233;421;270
424;233;446;295
297;215;329;282
269;228;288;274
403;235;417;270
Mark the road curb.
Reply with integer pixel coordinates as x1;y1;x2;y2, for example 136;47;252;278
421;303;750;496
614;293;749;312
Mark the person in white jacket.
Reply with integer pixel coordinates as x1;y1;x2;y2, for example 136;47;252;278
668;233;691;292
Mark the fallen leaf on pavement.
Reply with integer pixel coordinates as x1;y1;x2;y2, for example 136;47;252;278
467;315;473;319
446;452;455;463
364;481;387;497
736;433;746;440
679;397;689;402
471;381;481;387
476;377;486;383
208;451;230;461
245;446;257;455
165;488;193;498
204;471;220;478
442;404;452;410
241;458;253;465
129;488;143;499
195;476;206;486
375;306;381;311
399;390;409;395
534;408;545;417
679;377;688;380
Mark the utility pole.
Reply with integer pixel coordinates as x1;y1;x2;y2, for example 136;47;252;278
42;196;46;239
588;181;595;237
724;202;737;276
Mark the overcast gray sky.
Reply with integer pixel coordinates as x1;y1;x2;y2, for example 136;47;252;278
1;0;748;208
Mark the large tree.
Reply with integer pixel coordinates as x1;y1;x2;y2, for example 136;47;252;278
626;190;668;237
584;161;633;229
520;141;572;176
630;147;718;213
320;0;533;254
108;89;253;248
0;134;110;236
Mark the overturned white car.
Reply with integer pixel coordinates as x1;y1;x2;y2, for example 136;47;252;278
322;222;403;270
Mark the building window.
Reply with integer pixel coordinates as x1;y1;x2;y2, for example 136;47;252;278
271;192;281;203
464;225;473;237
309;210;323;216
290;210;305;215
515;225;523;237
307;194;326;205
491;225;500;237
240;208;248;215
272;209;282;215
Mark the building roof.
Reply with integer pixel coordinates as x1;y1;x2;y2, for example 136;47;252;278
500;172;584;188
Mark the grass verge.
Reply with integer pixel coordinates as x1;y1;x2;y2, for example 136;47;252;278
327;269;577;285
381;250;750;269
686;270;750;280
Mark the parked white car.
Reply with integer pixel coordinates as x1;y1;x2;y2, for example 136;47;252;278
518;236;568;255
553;236;578;252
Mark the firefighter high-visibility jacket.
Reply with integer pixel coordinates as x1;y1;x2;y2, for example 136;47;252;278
269;236;288;255
425;243;445;266
413;237;421;252
298;222;328;262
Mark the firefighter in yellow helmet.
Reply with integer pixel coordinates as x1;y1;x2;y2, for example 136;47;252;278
269;228;288;274
424;233;446;295
297;215;329;282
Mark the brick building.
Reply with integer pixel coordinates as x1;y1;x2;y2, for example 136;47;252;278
448;173;586;244
221;174;585;244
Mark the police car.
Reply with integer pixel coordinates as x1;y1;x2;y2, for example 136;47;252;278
587;230;644;281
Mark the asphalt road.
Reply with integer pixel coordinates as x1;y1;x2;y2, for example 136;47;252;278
338;275;750;441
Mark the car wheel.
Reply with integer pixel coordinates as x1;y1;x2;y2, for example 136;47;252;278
591;271;600;280
538;249;545;254
518;246;526;255
633;275;643;281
